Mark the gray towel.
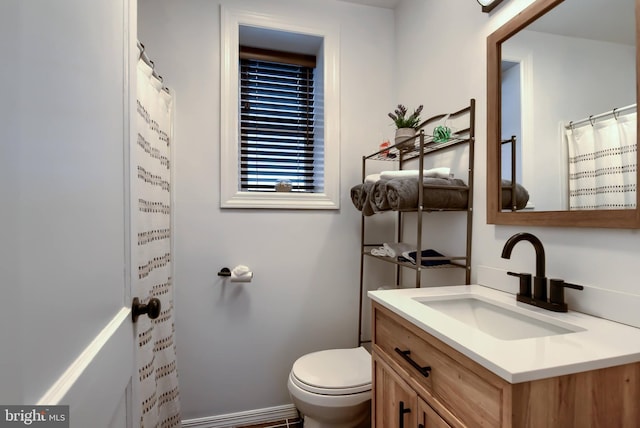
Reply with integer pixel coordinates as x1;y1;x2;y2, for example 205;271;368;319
350;183;366;210
371;178;391;212
349;182;376;216
501;179;529;210
386;177;468;210
361;182;375;216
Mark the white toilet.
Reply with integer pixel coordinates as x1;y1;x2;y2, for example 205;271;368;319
287;346;372;428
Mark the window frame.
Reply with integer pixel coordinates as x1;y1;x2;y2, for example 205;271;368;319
220;5;341;209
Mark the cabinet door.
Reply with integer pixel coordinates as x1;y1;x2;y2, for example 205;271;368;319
418;398;451;428
373;355;417;428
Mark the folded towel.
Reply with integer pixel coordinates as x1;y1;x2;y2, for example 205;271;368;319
370;247;388;256
364;173;381;183
386;177;467;210
370;243;416;258
383;242;415;258
400;249;450;267
424;167;451;178
380;167;451;180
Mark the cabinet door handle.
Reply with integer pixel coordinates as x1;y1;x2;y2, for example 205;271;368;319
418;425;425;428
395;347;432;377
399;400;411;428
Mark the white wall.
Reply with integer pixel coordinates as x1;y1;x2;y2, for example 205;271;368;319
501;62;522;184
138;0;640;420
394;0;640;321
138;0;395;418
1;1;21;404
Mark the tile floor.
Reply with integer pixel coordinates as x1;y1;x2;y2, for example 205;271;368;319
236;417;303;428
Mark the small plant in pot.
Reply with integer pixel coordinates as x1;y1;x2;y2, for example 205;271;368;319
389;104;423;151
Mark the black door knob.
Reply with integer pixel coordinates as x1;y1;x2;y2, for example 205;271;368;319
131;297;161;322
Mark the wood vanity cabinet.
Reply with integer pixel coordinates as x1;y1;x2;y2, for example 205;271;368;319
374;354;450;427
371;302;640;427
373;355;418;428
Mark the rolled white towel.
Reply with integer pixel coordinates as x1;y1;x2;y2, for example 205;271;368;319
380;167;450;180
370;247;387;257
425;167;451;178
383;242;415;258
364;173;381;183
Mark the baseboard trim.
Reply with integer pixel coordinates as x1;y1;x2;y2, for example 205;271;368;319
182;404;299;428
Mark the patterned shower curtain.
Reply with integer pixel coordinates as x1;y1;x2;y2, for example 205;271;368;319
136;56;182;427
566;113;637;210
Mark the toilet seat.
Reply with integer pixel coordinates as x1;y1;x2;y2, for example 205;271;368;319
291;347;371;395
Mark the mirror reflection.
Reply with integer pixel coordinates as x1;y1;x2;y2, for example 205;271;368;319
500;0;636;212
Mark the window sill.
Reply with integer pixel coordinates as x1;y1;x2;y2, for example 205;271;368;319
221;191;340;210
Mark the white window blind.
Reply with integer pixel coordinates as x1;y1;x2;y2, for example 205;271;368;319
239;48;319;193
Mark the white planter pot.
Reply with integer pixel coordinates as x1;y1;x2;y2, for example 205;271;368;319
394;128;417;151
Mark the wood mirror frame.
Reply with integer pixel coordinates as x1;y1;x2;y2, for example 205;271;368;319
486;0;640;228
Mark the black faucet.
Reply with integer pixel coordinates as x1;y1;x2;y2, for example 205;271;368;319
501;232;583;312
501;232;547;300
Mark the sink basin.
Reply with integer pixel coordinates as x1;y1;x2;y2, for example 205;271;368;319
415;294;584;340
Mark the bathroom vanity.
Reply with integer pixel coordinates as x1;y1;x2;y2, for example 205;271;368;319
369;285;640;427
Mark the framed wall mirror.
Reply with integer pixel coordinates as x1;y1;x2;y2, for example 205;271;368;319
486;0;640;228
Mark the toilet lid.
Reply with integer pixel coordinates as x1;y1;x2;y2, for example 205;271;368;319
291;347;371;395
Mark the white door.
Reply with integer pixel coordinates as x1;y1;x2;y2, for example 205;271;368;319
2;1;140;427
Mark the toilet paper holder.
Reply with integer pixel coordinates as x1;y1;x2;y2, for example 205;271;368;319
217;267;231;277
218;266;253;282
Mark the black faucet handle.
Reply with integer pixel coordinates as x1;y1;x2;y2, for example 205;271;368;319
508;271;532;297
564;282;584;291
549;279;584;310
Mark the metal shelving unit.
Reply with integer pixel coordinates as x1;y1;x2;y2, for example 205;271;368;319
357;99;476;346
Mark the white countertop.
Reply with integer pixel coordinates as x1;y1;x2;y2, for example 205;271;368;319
368;284;640;383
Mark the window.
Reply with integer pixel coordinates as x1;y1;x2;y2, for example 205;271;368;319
239;47;319;193
220;6;340;209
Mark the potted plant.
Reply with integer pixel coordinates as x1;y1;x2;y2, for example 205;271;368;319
388;104;423;150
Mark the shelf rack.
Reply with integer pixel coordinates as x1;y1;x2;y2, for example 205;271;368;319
357;99;476;346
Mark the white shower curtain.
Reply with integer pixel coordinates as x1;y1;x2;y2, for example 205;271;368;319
136;57;182;427
566;113;637;210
